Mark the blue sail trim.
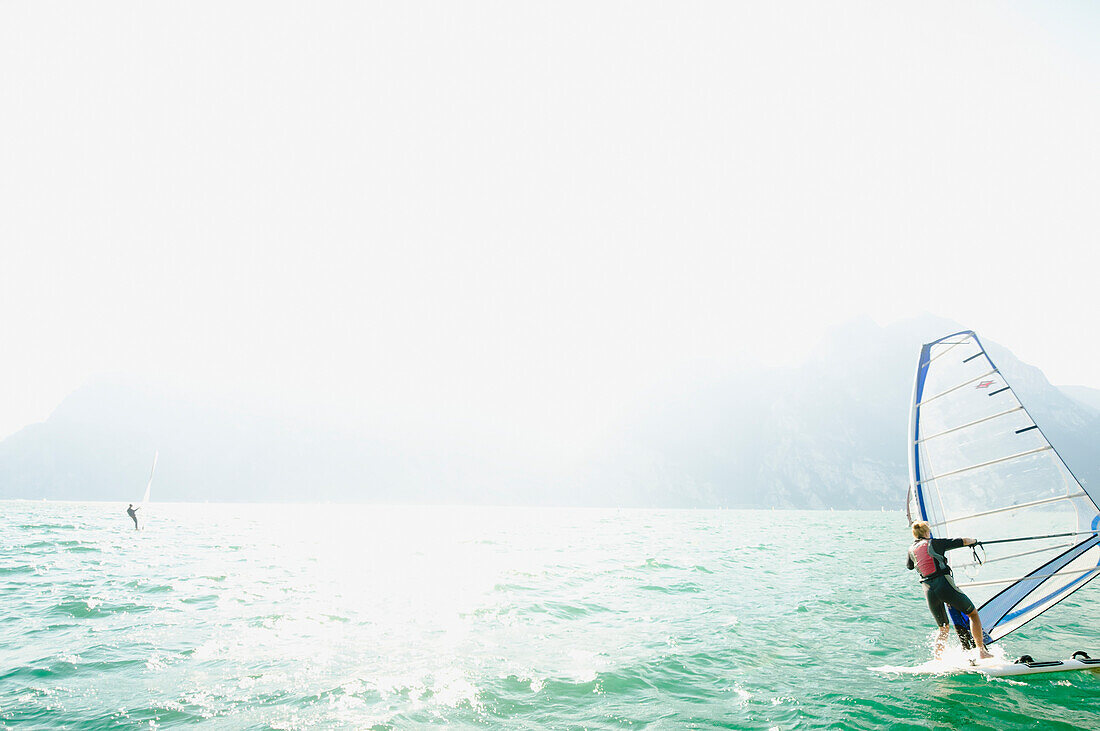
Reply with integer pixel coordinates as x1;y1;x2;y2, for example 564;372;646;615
912;343;933;520
946;604;969;627
981;535;1100;631
911;330;975;523
999;514;1100;625
1001;564;1100;625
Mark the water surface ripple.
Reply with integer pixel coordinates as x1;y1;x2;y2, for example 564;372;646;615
2;502;1098;729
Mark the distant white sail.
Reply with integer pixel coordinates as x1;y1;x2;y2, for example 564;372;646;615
141;451;158;506
907;331;1100;642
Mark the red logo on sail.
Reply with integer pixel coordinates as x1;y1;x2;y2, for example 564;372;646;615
976;380;996;389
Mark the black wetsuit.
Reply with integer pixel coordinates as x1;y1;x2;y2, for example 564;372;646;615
126;506;139;529
907;538;976;626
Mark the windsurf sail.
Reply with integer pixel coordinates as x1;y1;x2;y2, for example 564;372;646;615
141;451;158;507
907;331;1100;642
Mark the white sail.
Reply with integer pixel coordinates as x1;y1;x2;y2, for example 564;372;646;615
141;451;158;506
908;331;1100;642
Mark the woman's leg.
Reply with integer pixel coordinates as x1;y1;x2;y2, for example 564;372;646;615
966;609;993;659
924;583;951;657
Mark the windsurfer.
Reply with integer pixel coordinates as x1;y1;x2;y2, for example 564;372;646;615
907;521;993;659
126;503;140;530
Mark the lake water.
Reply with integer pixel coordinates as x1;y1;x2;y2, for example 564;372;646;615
2;502;1099;729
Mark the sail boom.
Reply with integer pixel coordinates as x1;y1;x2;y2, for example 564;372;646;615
953;542;1076;571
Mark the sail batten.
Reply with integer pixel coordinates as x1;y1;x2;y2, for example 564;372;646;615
915;446;1054;485
928;491;1088;528
922;338;972;367
957;565;1100;589
908;330;1100;642
915;406;1024;444
916;369;999;407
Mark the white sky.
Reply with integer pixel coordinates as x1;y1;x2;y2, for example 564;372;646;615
1;1;1099;443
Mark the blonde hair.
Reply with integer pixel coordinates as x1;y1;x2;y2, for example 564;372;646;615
911;521;931;539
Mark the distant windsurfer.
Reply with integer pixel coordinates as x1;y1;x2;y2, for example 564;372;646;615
907;521;993;659
126;503;140;530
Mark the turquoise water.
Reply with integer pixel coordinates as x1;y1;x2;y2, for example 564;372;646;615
2;502;1099;729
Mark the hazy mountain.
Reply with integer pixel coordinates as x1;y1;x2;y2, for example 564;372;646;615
597;316;1100;509
2;315;1098;508
1061;385;1100;415
0;379;546;505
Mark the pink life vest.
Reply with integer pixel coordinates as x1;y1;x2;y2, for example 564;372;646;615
911;539;941;578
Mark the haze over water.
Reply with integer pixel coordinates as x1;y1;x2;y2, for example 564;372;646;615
3;502;1099;729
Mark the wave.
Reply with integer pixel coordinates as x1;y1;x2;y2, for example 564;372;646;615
0;564;35;575
13;539;100;554
527;600;619;619
49;599;154;618
638;582;702;594
0;657;145;683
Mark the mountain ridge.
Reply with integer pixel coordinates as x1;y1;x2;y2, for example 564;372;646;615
2;316;1097;508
